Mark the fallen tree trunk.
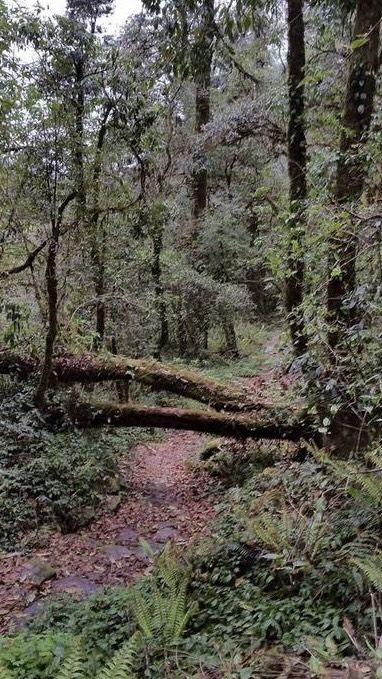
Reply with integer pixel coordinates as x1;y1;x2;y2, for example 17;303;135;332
72;400;314;442
0;351;271;412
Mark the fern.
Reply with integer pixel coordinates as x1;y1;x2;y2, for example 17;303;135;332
163;579;187;642
316;448;382;507
353;551;382;591
56;640;85;679
251;512;288;553
96;632;141;679
157;543;185;589
131;590;153;638
130;545;193;646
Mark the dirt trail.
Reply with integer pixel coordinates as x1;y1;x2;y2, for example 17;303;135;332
0;430;215;633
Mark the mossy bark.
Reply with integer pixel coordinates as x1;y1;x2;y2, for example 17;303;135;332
72;400;312;442
0;351;273;413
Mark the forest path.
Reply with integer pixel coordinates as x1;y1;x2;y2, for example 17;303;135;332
0;430;216;632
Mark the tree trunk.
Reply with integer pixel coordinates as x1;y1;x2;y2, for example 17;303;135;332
74;55;86;228
0;351;277;413
176;298;188;358
72;399;312;442
192;0;214;222
327;0;382;355
89;104;112;350
92;228;106;350
285;0;308;357
151;227;169;359
111;336;130;403
34;192;77;407
223;319;239;357
34;237;59;407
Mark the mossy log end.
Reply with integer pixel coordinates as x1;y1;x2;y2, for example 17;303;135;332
71;400;315;442
0;351;271;412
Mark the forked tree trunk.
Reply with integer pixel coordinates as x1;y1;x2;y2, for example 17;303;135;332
285;0;308;357
327;0;382;355
34;192;77;407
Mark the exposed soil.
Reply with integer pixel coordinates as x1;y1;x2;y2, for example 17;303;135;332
0;430;216;633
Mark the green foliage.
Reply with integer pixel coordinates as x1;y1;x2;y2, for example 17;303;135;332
353;552;382;593
0;387;132;549
132;544;193;647
200;437;277;487
317;446;382;507
56;640;85;679
0;633;74;679
26;547;193;677
188;457;382;655
0;632;141;679
27;588;134;672
95;633;141;679
0;302;30;349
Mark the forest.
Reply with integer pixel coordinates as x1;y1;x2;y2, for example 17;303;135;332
1;0;382;675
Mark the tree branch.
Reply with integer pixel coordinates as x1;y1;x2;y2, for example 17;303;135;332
0;240;47;279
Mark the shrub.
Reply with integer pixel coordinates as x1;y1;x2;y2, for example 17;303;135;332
27;588;134;668
0;387;125;549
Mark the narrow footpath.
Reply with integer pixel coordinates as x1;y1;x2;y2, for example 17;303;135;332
0;430;215;632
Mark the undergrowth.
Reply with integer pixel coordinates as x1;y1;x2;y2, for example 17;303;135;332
0;386;156;550
3;433;382;677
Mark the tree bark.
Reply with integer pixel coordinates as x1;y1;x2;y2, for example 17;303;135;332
71;399;311;442
34;237;59;408
73;53;86;228
151;226;169;359
192;0;214;221
327;0;382;355
285;0;308;357
34;192;77;407
0;351;275;413
89;104;112;350
223;319;239;357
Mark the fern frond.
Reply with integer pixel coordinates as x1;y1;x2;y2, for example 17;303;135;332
336;531;378;562
250;512;289;552
131;590;153;638
157;544;181;589
365;449;382;470
306;498;329;557
173;603;195;640
358;475;382;504
56;640;85;679
318;448;382;506
151;585;165;632
353;552;382;591
96;632;141;679
164;579;188;642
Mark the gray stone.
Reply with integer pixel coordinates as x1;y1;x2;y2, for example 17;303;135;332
20;560;56;587
106;494;123;513
115;527;139;544
51;576;98;596
152;527;178;543
101;544;134;560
